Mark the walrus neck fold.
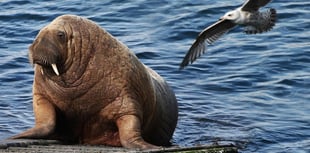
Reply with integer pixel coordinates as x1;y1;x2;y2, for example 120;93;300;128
57;28;95;87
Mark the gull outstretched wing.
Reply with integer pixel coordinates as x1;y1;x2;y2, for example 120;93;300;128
241;0;272;11
180;19;236;69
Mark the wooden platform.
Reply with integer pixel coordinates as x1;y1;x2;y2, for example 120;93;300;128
0;139;238;153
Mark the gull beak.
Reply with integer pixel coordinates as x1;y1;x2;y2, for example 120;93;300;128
51;64;60;76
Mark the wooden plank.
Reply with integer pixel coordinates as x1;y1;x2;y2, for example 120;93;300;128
0;139;238;153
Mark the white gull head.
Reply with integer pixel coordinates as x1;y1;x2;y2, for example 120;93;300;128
221;8;249;25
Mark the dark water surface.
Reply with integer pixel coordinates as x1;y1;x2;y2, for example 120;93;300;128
0;0;309;152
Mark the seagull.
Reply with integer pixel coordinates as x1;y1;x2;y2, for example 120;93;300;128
180;0;276;69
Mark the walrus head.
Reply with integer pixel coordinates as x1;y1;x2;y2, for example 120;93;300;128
29;28;67;76
29;14;124;83
29;15;96;78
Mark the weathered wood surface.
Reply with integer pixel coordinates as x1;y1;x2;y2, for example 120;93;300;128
0;139;238;153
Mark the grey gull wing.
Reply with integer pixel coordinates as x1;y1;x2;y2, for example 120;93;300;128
180;19;236;69
241;0;272;12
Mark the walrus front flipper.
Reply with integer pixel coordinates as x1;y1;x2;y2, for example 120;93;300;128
116;115;160;149
10;96;56;140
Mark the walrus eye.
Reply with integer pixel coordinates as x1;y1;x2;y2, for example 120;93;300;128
57;31;66;41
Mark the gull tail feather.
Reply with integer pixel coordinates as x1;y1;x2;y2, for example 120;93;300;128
245;8;277;34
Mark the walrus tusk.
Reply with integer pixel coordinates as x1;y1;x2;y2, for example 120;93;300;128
51;64;59;76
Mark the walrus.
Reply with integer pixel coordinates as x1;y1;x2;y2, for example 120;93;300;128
11;14;178;149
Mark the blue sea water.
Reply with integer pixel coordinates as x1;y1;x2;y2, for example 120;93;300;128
0;0;309;152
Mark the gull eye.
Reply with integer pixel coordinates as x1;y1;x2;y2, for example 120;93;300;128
228;14;232;17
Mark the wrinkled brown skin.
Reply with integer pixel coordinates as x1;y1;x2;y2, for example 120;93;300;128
10;15;178;149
